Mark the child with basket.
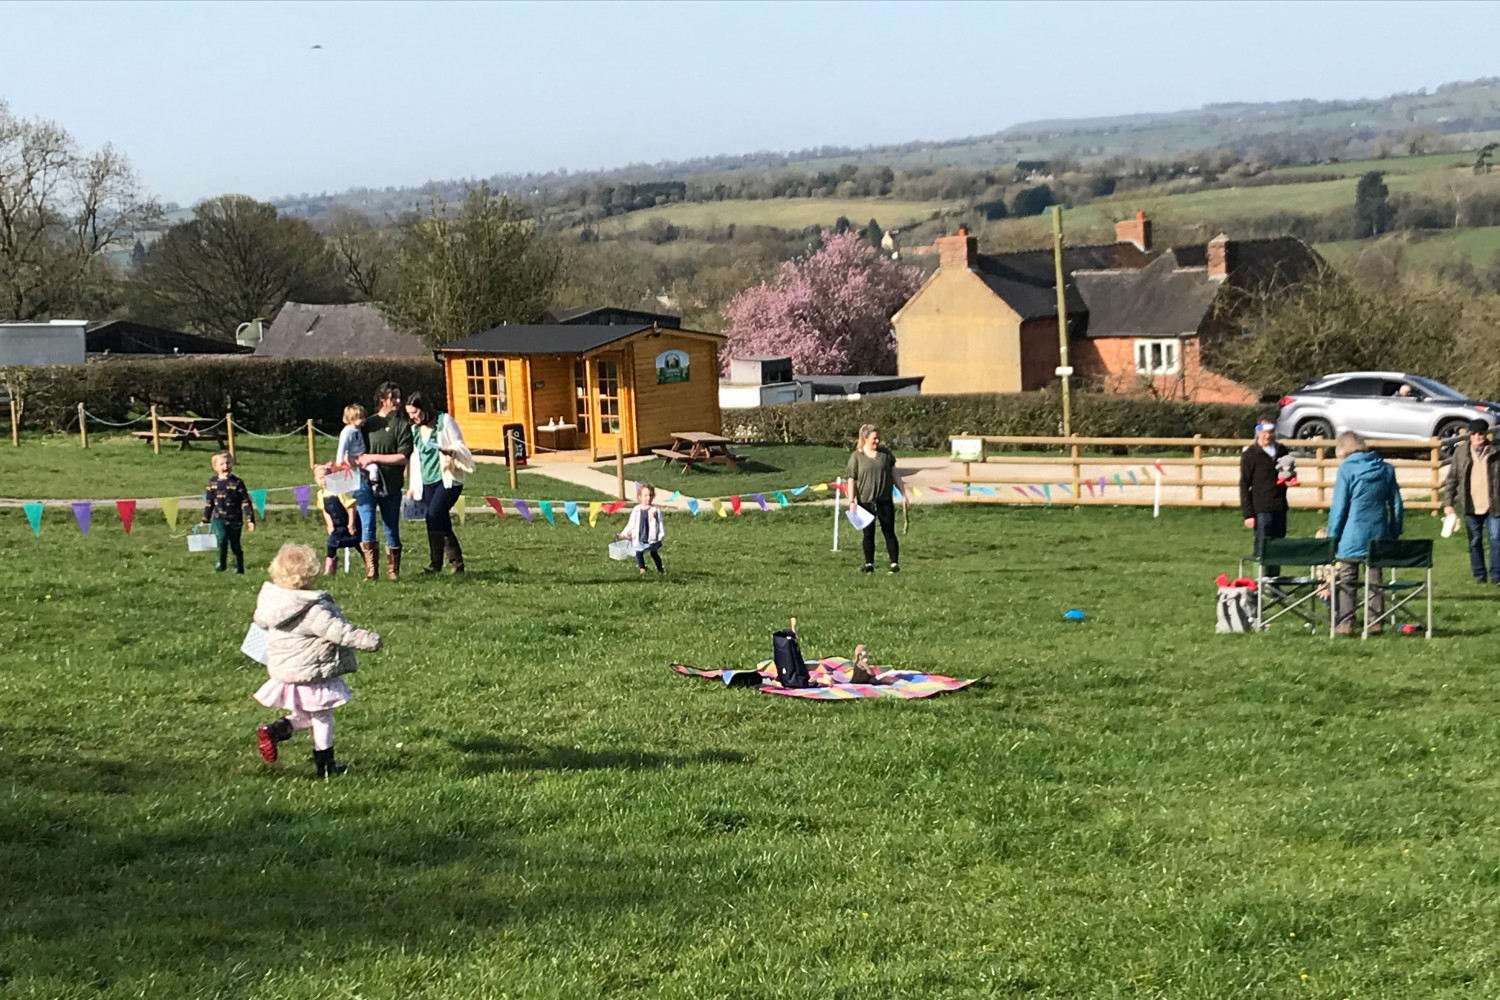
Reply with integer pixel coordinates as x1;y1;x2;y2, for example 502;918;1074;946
616;482;666;576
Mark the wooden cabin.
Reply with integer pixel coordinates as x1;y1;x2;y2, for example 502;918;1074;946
439;322;726;459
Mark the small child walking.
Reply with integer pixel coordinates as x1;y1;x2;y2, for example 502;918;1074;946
314;463;361;574
201;450;256;573
252;542;382;778
617;482;666;575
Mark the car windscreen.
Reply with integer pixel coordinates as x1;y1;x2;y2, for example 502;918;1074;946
1404;375;1465;399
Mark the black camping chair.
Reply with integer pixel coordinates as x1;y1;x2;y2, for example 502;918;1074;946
1255;537;1339;637
1362;539;1434;640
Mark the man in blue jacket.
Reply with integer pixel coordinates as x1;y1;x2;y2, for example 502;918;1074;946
1327;431;1403;635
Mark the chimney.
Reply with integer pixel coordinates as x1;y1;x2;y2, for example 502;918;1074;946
1207;233;1230;278
937;224;978;270
1114;210;1152;252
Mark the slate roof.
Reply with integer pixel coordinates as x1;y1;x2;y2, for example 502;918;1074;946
1073;252;1223;338
543;305;682;327
794;374;926;395
973;242;1155;320
255;302;428;359
86;320;252;356
442;324;653;355
1171;237;1323;293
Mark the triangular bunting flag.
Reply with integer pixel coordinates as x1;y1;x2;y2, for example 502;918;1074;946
293;485;311;517
456;493;467;524
1114;474;1125;491
1041;484;1052;504
71;501;92;536
687;498;699;516
513;500;532;523
1153;460;1165;476
812;483;828;493
771;491;789;509
977;486;997;496
486;496;505;517
1058;484;1072;496
588;501;601;527
538;501;555;526
666;491;680;502
711;498;727;518
1084;479;1095;497
159;497;179;529
729;495;742;515
116;499;137;534
1099;476;1106;494
563;501;580;525
790;486;809;496
23;502;42;535
1028;485;1045;498
603;501;624;514
1013;487;1029;498
1127;471;1138;486
249;489;267;519
910;487;921;498
752;494;768;511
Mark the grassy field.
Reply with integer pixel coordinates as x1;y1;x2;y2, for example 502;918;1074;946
1318;225;1500;270
4;438;1500;998
598;198;952;235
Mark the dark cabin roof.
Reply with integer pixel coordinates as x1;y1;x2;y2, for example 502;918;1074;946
1073;252;1223;338
1171;237;1323;293
794;374;925;395
973;242;1155;320
543;305;682;327
86;320;252;356
443;324;653;355
255;302;427;359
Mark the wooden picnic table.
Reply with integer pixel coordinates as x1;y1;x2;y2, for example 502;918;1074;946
652;431;748;473
132;415;226;451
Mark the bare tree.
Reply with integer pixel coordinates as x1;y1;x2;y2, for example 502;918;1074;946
323;206;393;300
0;99;158;318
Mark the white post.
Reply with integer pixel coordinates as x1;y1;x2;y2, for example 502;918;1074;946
344;547;351;573
832;477;841;552
1152;466;1162;518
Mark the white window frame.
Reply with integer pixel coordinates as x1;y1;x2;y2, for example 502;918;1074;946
1134;338;1180;376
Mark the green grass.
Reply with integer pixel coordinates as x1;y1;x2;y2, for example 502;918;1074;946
1318;225;1500;270
5;472;1500;997
598;198;952;235
1;434;608;502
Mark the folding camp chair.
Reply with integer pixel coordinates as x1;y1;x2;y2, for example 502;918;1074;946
1254;537;1339;637
1362;539;1434;640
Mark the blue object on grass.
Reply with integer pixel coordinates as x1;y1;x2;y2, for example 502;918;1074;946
1063;609;1086;621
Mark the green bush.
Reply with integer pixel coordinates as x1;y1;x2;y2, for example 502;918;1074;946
3;358;446;432
724;392;1261;451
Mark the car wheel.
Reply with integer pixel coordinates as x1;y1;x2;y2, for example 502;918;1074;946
1294;418;1334;450
1436;419;1470;458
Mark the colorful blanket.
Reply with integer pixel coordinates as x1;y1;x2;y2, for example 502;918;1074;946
670;657;978;700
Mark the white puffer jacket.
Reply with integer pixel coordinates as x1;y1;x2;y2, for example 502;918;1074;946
252;582;381;684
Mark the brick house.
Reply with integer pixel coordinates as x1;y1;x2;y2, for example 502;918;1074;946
891;214;1322;403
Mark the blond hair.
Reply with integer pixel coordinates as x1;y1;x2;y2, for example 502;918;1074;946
1334;430;1368;460
268;542;321;590
857;424;878;445
343;404;366;425
211;449;233;469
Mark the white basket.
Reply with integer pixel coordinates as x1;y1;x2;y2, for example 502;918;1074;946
187;526;217;552
324;468;361;494
608;539;634;561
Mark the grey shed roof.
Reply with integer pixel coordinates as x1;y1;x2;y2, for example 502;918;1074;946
1073;252;1223;338
973;242;1156;320
255;302;427;359
442;324;653;354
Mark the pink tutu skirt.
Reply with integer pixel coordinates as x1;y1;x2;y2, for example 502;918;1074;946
254;678;352;712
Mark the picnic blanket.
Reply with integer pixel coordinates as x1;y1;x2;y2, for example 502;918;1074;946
670;657;977;700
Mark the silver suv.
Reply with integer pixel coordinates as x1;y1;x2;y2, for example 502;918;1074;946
1274;372;1500;452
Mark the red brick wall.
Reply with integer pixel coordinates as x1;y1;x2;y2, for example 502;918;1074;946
1019;318;1062;390
1071;336;1255;404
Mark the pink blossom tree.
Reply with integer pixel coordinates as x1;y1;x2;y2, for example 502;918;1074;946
721;230;923;375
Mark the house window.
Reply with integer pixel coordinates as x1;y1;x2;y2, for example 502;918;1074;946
595;359;621;435
574;359;589;437
1134;339;1179;376
464;358;507;413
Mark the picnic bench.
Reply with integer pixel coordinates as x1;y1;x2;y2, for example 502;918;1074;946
132;416;227;451
652;431;748;473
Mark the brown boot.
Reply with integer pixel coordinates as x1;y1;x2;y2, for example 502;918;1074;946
359;542;377;581
422;531;444;573
386;547;401;581
444;533;465;574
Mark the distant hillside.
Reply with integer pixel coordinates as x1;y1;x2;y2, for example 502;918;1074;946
266;78;1500;219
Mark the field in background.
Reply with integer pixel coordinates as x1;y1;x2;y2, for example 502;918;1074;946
595;197;953;235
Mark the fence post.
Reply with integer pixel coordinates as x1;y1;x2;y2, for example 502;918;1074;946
305;419;315;469
1316;444;1327;507
615;439;626;501
77;402;87;449
962;461;970;497
9;397;17;447
226;407;235;457
1069;435;1080;504
150;404;161;454
1430;440;1441;509
1193;434;1203;502
507;430;518;493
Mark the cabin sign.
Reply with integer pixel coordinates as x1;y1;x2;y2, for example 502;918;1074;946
656;349;690;384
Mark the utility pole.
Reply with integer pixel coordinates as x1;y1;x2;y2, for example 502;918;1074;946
1051;205;1072;437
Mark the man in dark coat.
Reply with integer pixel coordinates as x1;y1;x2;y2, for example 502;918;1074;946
1240;419;1291;576
1442;418;1500;583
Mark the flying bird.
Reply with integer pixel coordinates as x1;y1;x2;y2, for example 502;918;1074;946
311;44;323;49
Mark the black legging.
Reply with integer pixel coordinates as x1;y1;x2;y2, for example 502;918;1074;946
423;480;463;534
860;500;898;566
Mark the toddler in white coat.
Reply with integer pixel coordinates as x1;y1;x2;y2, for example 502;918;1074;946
252;542;382;778
617;482;666;575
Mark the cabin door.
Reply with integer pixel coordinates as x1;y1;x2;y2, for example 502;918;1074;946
591;355;625;456
572;359;591;452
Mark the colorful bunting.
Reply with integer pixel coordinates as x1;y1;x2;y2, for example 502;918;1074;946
23;502;42;535
159;497;179;529
603;501;624;514
1127;471;1139;486
910;486;922;498
729;495;742;515
588;501;601;527
1041;485;1052;503
513;500;532;523
563;500;580;525
751;493;768;511
1084;479;1095;497
976;486;996;496
711;498;727;518
687;498;700;516
71;502;92;536
486;496;505;517
1099;476;1106;494
1013;487;1029;498
666;491;681;502
1113;474;1124;491
1028;485;1045;498
1058;484;1072;496
249;489;267;519
116;500;136;534
293;485;311;517
538;501;555;526
790;486;808;496
812;483;828;493
772;491;789;509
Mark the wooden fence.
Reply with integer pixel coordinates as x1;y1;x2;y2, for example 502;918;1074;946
949;434;1445;511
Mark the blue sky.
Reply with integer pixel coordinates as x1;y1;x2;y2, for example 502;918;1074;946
5;0;1498;203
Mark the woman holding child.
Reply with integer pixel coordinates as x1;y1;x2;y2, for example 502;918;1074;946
406;391;475;574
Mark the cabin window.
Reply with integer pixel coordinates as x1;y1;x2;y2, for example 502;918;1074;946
573;359;589;437
1133;339;1179;376
596;359;621;434
464;358;507;413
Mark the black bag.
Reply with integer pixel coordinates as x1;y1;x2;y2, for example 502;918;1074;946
772;629;811;688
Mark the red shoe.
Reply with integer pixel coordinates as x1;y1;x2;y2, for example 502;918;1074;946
256;717;294;762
